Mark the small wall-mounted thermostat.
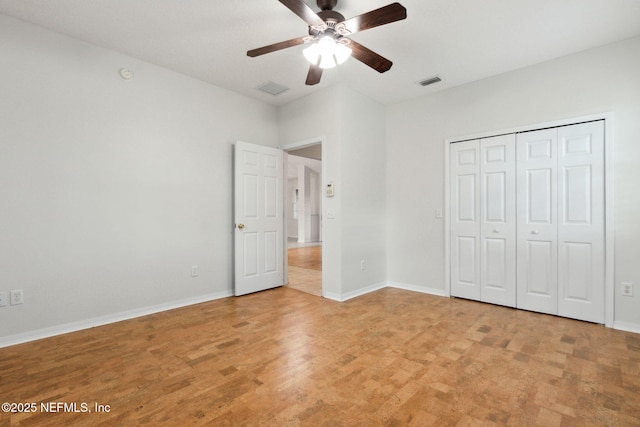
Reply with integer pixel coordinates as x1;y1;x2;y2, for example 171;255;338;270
326;183;335;197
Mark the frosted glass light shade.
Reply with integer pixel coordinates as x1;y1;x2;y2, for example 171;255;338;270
334;43;352;64
302;43;320;65
303;35;351;69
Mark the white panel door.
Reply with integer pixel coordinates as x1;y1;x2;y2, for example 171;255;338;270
516;129;558;315
450;140;481;300
234;141;284;296
480;134;516;307
557;121;605;323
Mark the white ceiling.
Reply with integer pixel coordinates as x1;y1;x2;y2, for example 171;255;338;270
1;0;639;106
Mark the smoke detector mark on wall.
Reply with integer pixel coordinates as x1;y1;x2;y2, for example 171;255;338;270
119;68;134;80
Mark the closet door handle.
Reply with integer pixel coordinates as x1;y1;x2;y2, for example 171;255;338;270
493;228;501;233
531;230;539;235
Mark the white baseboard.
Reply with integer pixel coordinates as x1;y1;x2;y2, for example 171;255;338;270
324;282;388;302
324;281;446;302
386;281;447;297
613;320;640;334
0;290;233;349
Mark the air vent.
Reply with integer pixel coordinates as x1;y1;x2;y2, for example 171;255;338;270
417;76;442;87
257;81;290;96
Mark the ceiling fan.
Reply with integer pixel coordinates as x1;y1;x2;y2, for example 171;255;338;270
247;0;407;86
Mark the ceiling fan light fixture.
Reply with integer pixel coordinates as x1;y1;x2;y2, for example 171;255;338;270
302;43;320;64
334;42;352;64
247;0;407;85
319;53;337;69
304;35;352;69
317;35;336;56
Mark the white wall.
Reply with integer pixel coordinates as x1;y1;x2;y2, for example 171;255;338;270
386;36;640;328
286;155;322;241
4;12;638;344
287;154;322;179
338;88;387;295
0;15;278;341
287;178;298;238
279;86;342;297
278;85;387;299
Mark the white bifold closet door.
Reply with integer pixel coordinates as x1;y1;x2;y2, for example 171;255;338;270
480;135;516;307
450;134;516;307
516;121;605;323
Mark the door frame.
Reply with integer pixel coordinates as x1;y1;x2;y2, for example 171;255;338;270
444;112;615;327
281;136;326;297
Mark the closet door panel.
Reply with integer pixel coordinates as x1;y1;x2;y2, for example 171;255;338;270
557;121;605;323
480;134;516;307
450;140;481;300
517;129;558;315
524;240;555;296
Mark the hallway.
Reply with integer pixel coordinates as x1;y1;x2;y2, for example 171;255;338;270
287;245;322;296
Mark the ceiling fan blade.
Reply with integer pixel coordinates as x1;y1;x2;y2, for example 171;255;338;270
247;36;307;57
279;0;325;27
348;39;393;73
341;2;407;34
305;64;323;85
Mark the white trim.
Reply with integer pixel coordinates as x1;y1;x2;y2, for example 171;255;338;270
444;113;613;144
281;136;326;297
323;292;342;301
387;281;447;297
324;282;387;302
280;136;326;152
443;137;451;297
325;282;446;302
613;321;640;335
444;112;615;327
0;291;233;349
603;114;615;328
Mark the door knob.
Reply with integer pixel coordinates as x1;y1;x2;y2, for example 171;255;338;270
531;230;539;235
237;224;245;229
493;228;500;233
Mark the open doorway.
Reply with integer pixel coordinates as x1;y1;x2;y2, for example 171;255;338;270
284;142;323;297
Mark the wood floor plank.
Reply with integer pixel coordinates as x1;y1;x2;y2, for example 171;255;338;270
287;245;322;296
1;288;640;426
288;246;322;271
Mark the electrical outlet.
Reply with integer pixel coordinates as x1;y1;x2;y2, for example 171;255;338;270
360;260;365;271
10;289;24;305
191;266;200;277
0;291;6;307
622;282;633;297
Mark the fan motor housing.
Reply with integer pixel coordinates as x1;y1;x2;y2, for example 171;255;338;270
317;10;345;23
317;0;337;10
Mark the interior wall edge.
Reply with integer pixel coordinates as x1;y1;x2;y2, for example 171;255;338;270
612;320;640;335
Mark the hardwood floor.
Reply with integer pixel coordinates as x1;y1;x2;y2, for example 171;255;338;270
287;246;322;271
1;287;639;426
287;245;322;296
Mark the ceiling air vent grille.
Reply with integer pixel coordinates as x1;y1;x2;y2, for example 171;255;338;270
257;81;290;96
418;76;442;87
